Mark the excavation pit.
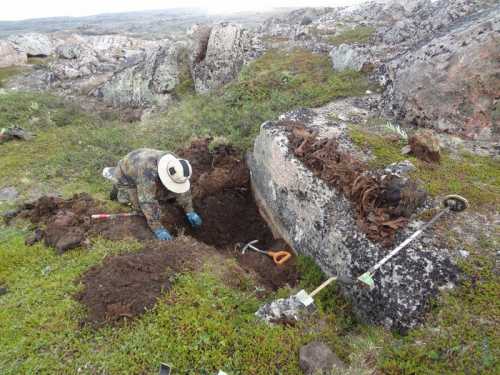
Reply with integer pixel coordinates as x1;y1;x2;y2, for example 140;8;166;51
13;139;299;325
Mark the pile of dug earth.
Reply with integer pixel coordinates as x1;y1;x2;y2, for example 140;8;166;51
7;139;299;326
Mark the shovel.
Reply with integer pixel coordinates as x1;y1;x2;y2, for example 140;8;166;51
356;194;469;288
295;275;355;307
240;240;292;265
256;195;469;320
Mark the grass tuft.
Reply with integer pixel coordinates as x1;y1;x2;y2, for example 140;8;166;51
328;26;376;45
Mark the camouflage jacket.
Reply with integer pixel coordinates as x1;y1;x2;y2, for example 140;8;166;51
114;148;194;231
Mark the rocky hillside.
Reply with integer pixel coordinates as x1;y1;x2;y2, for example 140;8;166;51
1;0;498;151
0;2;499;374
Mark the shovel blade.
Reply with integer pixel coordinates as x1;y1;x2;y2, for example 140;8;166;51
358;272;375;289
159;363;171;375
295;289;314;307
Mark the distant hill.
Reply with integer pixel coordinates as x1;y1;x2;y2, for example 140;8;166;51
0;8;288;39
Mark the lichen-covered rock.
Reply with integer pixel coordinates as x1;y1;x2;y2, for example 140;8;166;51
330;44;373;72
95;44;180;108
8;33;55;57
56;43;83;60
0;40;27;68
381;7;500;140
188;24;212;65
189;22;258;93
248;99;460;332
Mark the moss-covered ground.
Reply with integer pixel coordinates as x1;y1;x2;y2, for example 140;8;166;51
1;49;499;374
349;127;500;208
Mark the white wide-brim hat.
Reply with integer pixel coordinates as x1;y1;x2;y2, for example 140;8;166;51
158;153;191;194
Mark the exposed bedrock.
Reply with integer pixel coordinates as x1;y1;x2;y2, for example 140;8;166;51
248;99;460;331
0;40;27;68
94;44;180;108
380;7;500;141
7;32;55;57
188;22;262;94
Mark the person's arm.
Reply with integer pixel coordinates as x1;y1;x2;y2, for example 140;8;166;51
175;191;194;213
136;178;167;234
175;191;202;228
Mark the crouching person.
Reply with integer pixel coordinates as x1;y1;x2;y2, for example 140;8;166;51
102;148;202;241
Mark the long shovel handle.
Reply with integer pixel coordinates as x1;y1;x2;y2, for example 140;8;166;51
268;251;292;265
365;207;449;276
310;276;337;297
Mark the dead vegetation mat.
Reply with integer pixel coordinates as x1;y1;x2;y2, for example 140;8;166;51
285;121;426;247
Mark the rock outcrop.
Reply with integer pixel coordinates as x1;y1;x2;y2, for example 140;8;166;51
189;22;261;93
0;40;27;68
259;1;499;148
8;33;55;57
95;44;180;108
380;7;500;140
248;98;460;331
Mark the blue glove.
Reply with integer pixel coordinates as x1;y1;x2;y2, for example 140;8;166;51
186;212;202;228
154;228;173;241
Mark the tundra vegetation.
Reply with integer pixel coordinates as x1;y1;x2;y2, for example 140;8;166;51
0;46;499;374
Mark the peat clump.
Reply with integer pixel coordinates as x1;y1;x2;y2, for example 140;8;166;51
286;121;426;247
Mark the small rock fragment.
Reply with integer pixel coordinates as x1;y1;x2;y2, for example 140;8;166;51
299;341;345;375
0;186;19;202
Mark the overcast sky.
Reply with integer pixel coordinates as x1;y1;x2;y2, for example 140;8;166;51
1;1;369;21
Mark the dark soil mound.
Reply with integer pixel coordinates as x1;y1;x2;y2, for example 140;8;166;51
19;194;155;252
75;237;217;326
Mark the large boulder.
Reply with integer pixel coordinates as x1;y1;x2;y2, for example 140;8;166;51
95;44;180;108
381;7;500;140
330;44;373;72
0;40;27;68
8;33;54;57
189;22;256;93
248;98;460;332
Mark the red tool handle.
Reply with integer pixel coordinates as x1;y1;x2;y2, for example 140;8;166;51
91;213;141;220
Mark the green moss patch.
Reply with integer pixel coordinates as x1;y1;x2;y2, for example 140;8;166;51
0;66;26;87
379;241;499;375
0;231;346;374
328;26;376;45
349;128;500;208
